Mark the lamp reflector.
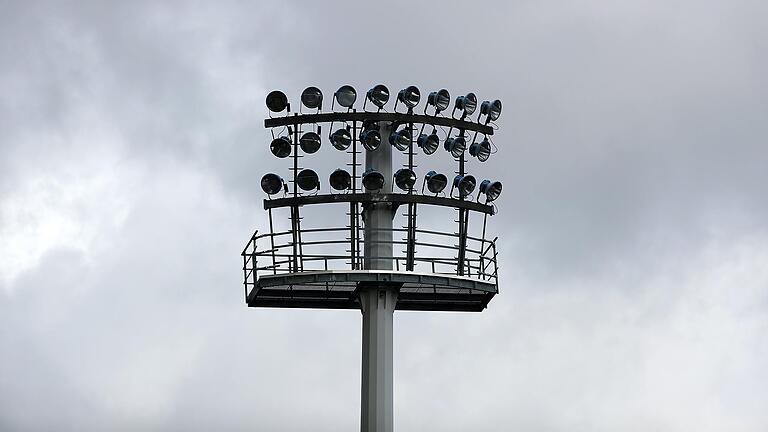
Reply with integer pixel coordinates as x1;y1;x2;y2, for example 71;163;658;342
299;131;321;154
455;92;477;116
260;173;283;195
469;137;491;162
270;136;292;158
301;86;323;109
444;136;467;158
425;171;448;194
266;90;288;113
389;127;412;151
360;128;381;152
453;174;476;197
296;169;320;191
394;168;417;191
330;128;352;150
366;84;390;108
417;133;440;155
329;169;352;191
362;169;385;191
480;99;502;121
397;86;421;108
427;89;451;112
334;85;357;108
479;180;502;201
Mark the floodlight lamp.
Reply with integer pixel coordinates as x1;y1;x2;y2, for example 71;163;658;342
455;93;477;117
394;168;417;191
301;86;323;110
453;174;476;197
425;171;448;194
444;136;467;158
296;169;320;191
299;131;321;154
330;127;352;150
334;85;357;108
366;84;390;109
480;99;502;122
362;169;385;191
260;173;284;195
479;180;502;202
417;132;440;155
266;90;289;113
270;136;292;158
360;127;381;152
397;86;421;109
389;127;412;152
427;89;451;113
469;137;491;162
329;169;352;191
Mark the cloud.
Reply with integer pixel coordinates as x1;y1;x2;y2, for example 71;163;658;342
1;0;766;430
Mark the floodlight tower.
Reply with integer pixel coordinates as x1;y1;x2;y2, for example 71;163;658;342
243;84;504;432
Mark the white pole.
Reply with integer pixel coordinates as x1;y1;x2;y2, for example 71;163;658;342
360;121;396;432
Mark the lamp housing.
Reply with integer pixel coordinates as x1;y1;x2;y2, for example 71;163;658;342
479;180;502;201
362;169;385;191
260;173;284;195
425;170;448;194
266;90;289;113
301;86;323;110
329;169;352;191
270;136;292;158
453;174;477;197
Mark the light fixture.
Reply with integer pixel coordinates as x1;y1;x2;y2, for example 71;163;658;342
444;136;466;158
394;168;417;191
469;137;491;162
360;125;381;152
397;86;420;110
330;127;352;150
266;90;289;113
301;86;323;110
480;99;502;123
270;136;292;158
296;169;320;191
417;131;440;155
260;173;285;195
454;93;477;117
329;169;352;191
427;89;450;113
366;84;389;109
389;126;411;151
334;85;357;109
479;180;502;202
362;169;385;191
424;171;448;194
453;174;476;197
300;131;321;154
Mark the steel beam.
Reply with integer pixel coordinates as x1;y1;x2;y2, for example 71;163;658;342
264;193;494;215
265;111;494;136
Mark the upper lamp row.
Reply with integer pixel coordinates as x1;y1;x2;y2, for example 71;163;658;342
266;85;502;124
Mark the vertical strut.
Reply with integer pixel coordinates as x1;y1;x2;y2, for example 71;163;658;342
268;208;277;274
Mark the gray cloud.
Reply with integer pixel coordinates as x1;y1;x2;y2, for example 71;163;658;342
1;0;767;430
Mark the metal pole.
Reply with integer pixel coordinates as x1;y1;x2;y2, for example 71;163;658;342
360;121;396;432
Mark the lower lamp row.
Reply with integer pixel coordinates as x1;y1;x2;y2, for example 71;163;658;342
260;169;502;202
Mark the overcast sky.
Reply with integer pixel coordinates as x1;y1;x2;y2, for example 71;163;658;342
1;1;767;430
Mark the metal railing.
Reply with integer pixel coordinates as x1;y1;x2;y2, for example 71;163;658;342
241;225;498;295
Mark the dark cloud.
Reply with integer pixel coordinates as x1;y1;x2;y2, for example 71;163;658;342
1;0;767;430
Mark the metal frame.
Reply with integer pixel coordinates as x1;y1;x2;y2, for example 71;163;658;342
265;111;494;136
264;193;494;214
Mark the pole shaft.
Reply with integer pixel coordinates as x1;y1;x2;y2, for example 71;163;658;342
360;122;395;432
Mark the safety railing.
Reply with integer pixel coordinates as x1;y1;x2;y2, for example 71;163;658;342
241;225;498;295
